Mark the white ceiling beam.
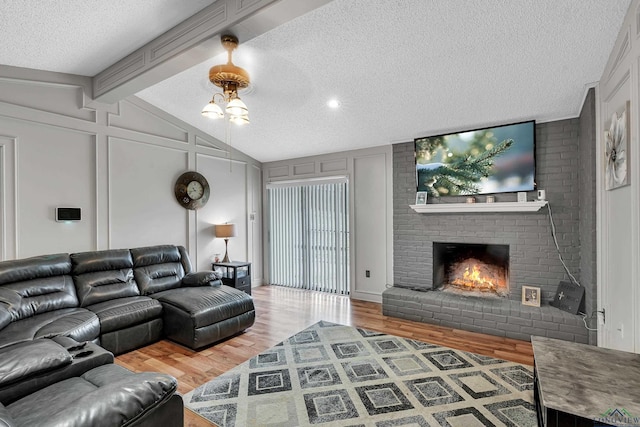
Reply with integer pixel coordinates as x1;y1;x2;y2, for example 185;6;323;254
92;0;331;104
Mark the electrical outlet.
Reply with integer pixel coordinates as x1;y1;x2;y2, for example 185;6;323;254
598;310;605;325
365;270;370;278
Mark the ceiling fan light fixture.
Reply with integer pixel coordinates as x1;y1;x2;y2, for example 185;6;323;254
229;114;250;125
201;100;224;119
226;97;248;117
203;34;251;126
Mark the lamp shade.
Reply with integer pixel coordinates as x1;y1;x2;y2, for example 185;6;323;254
202;101;224;119
215;223;236;238
225;98;248;117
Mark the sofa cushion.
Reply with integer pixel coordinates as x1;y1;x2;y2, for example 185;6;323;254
0;276;78;322
131;246;189;295
71;249;139;307
7;364;178;427
86;296;162;334
0;254;79;323
0;340;72;387
153;285;254;328
0;308;99;349
0;254;71;286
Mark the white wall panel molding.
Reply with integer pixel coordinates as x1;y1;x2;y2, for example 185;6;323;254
0;80;95;123
636;2;640;38
249;163;262;285
602;20;632;89
107;99;189;144
320;158;348;173
0;65;92;96
195;135;226;152
292;162;315;176
607;27;631;83
0;135;18;260
0;102;100;136
267;166;289;179
93;0;331;103
107;136;189;250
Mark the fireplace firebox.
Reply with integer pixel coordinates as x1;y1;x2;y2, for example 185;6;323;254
433;242;509;298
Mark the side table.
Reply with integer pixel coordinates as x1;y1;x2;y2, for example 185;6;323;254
212;261;251;295
532;335;640;426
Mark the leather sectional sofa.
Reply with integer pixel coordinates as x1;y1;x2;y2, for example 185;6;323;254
0;244;256;426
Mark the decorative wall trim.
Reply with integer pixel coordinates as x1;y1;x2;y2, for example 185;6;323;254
0;136;18;260
238;0;262;11
106;136;190;249
607;28;630;82
267;166;289;179
320;158;348;173
0;79;96;123
107;100;189;143
636;3;640;37
195;135;226;152
293;162;315;176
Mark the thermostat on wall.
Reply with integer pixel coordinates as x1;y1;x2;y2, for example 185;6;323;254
56;207;81;222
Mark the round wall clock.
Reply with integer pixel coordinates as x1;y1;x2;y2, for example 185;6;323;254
174;171;210;210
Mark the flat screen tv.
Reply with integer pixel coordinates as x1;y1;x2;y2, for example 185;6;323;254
415;120;536;197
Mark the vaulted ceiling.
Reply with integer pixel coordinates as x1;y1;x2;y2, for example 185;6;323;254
1;0;631;162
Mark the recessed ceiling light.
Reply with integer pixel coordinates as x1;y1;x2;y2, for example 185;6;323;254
327;99;341;109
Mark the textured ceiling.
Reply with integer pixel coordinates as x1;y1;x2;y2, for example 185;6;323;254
0;0;215;75
0;0;632;163
137;0;631;162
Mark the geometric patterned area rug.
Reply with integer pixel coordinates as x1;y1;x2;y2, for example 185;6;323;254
184;321;537;427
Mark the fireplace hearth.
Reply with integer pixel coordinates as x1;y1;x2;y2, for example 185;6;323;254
433;242;509;298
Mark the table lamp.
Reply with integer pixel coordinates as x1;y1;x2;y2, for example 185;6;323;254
215;223;236;262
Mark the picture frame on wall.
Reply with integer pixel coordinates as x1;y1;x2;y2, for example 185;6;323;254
415;191;428;205
522;285;541;307
605;100;630;191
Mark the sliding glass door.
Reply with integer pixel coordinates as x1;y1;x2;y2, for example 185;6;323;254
267;179;350;295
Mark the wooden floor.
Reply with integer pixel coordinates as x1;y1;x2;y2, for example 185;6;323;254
115;285;534;426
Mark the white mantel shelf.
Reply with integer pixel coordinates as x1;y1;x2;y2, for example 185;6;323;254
410;200;548;213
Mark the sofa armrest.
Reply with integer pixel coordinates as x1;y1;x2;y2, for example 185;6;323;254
0;340;71;387
182;271;221;287
47;372;179;427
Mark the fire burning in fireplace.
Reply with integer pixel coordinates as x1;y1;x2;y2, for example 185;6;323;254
433;242;510;299
447;258;508;297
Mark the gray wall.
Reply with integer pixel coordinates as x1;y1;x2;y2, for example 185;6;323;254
393;119;587;306
578;88;598;344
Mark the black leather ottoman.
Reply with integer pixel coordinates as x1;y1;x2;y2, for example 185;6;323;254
152;285;255;349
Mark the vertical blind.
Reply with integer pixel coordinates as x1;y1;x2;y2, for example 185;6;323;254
268;179;350;295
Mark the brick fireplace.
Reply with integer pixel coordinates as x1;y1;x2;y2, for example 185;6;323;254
384;96;598;344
